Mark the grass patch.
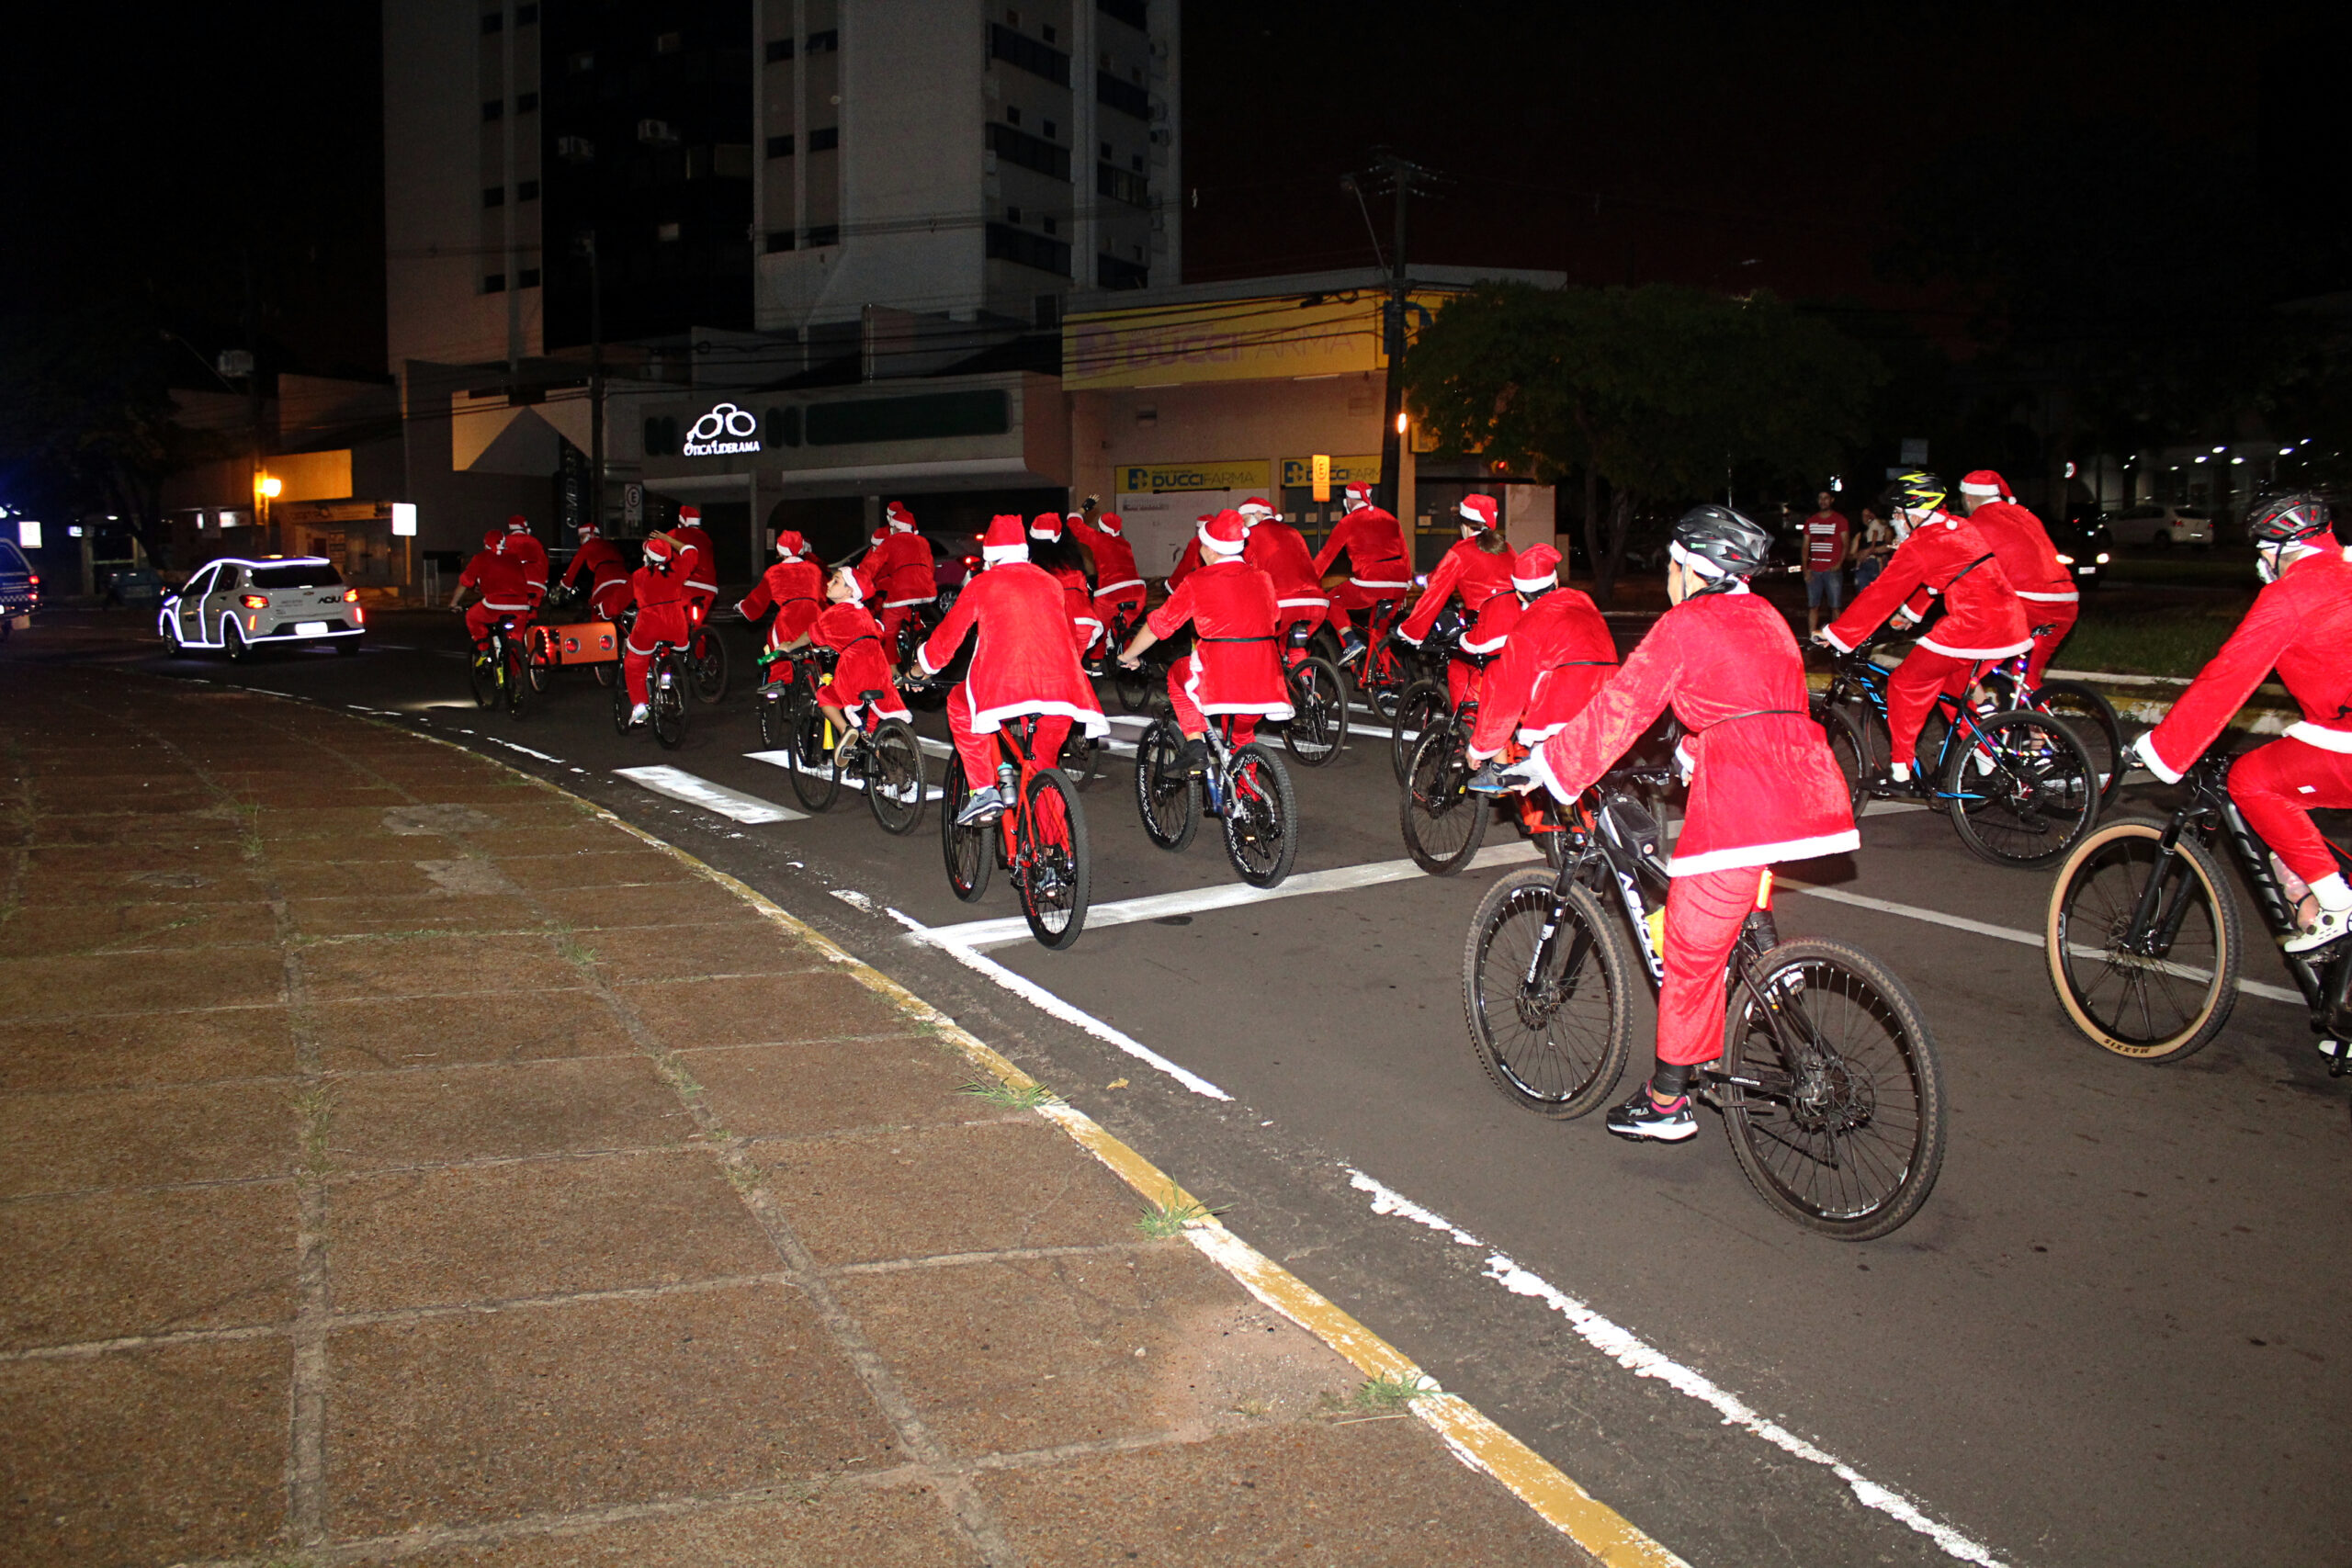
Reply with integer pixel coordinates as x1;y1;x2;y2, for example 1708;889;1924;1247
1340;1371;1437;1415
1136;1181;1225;1238
958;1078;1058;1111
2054;602;2250;679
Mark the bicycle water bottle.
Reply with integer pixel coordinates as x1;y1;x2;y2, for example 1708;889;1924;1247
997;761;1017;795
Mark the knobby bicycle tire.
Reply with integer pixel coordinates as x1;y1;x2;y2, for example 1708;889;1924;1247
1224;744;1298;888
1392;679;1449;786
1718;938;1945;1240
609;666;633;734
756;682;790;749
1401;718;1488;875
1017;768;1091;950
650;656;687;749
691;627;729;704
1283;656;1349;768
2034;680;2127;809
940;757;994;902
1946;709;2098;869
1134;719;1198;852
503;640;530;716
2045;817;2241;1062
1462;869;1633;1119
786;694;839;810
1814;703;1870;822
865;719;927;836
469;645;499;710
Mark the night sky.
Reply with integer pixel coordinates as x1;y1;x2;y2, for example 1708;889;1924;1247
3;1;2345;378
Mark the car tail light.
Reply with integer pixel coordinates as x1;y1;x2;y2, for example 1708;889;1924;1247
353;606;366;626
343;589;359;602
241;594;268;609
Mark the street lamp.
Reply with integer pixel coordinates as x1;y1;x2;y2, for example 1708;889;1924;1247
256;472;281;531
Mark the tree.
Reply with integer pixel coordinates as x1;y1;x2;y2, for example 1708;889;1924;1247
1406;283;1881;603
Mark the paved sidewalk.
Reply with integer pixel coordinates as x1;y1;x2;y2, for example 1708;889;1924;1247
0;665;1602;1567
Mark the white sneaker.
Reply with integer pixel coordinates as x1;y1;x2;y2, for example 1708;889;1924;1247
2282;906;2352;953
627;703;650;727
2317;1038;2348;1065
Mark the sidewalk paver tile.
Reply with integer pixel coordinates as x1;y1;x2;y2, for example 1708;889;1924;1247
682;1040;976;1140
537;880;768;930
297;933;580;1000
327;1056;686;1169
0;901;280;958
382;1491;982;1567
288;896;545;939
330;1150;773;1312
0;1080;295;1198
328;1288;896;1534
619;971;918;1051
0;1181;297;1348
0;1337;287;1566
0;1006;293;1093
311;990;632;1073
574;922;831;984
0;948;286;1018
492;851;701;891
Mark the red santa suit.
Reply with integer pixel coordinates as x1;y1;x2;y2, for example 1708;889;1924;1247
1072;513;1144;643
1468;548;1619;761
561;529;631;621
620;536;694;708
460;535;536;646
811;602;912;728
854;502;938;648
1149;512;1294;745
1820;509;2030;766
1167;525;1209;591
1402;502;1520;706
738;534;825;685
917;516;1109;787
1312;493;1412;634
2139;547;2352;886
671;508;719;625
1532;582;1859;1066
502;519;549;607
1243;513;1329;650
1029;512;1101;652
1959;472;2078;684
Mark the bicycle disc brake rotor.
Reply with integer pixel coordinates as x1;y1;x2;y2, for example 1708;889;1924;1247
1788;1047;1875;1137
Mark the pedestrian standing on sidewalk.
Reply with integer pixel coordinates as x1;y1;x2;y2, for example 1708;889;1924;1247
1804;490;1850;637
1853;507;1893;591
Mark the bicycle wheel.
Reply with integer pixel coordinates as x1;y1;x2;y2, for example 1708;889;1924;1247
786;694;839;810
940;757;993;901
610;665;632;734
1814;703;1869;821
1718;939;1945;1241
525;628;552;694
1391;678;1449;785
1462;869;1634;1119
1016;768;1091;950
1283;656;1349;768
1113;655;1155;713
1401;718;1489;875
1945;709;2098;868
592;660;616;688
756;682;790;749
650;657;687;749
1134;718;1198;852
1058;728;1101;789
2034;680;2127;808
503;640;530;716
2045;817;2240;1062
1223;743;1298;888
690;626;729;703
469;646;498;710
865;719;928;836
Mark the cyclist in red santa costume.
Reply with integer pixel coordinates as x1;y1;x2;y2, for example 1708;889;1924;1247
560;519;631;621
1313;480;1412;664
1463;544;1619;786
810;569;913;756
736;530;825;687
1396;493;1519;706
618;532;694;728
853;500;937;649
1498;506;1859;1142
1117;508;1293;771
1239;498;1330;653
1069;507;1145;661
1955;468;2078;683
670;504;719;626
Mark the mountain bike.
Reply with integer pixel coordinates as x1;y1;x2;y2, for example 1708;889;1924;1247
468;615;530;716
1815;638;2099;868
2047;744;2352;1076
1340;592;1414;717
1386;609;1473;784
1134;712;1299;888
759;647;927;832
1279;619;1350;769
686;602;730;703
608;628;689;750
1975;649;2128;811
940;714;1092;950
1094;598;1157;712
1461;770;1946;1239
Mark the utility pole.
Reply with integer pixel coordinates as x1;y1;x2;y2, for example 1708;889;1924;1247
582;231;605;536
1362;152;1438;528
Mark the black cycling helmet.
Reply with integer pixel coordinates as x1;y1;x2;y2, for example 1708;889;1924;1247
1668;504;1772;589
1881;469;1951;518
2246;491;2333;547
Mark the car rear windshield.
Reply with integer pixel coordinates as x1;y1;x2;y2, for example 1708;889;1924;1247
249;563;344;588
0;543;26;574
2176;511;2209;521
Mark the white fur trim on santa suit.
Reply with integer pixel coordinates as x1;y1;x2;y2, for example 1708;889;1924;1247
480;598;532;614
1958;480;2003;498
883;593;935;608
1182;650;1295;722
1512;570;1556;593
2017;588;2079;603
981;543;1028;564
1460;630;1510;656
1276;593;1330;610
1515;720;1569;747
1094;577;1145;596
1917;632;2034;660
1350;576;1412;591
2283;722;2352;754
1817;626;1856;653
953;682;1112;740
1667;829;1861;878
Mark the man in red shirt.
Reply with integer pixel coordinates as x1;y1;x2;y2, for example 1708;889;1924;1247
619;532;694;727
1119;509;1292;770
452;529;536;649
2131;494;2352;958
1313;481;1413;662
1501;507;1859;1141
1957;469;2078;683
1803;490;1849;638
560;520;631;621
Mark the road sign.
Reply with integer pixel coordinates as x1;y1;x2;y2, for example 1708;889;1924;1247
1311;454;1331;502
624;482;644;529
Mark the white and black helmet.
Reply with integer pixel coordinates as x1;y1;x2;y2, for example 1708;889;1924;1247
2246;491;2333;547
1668;504;1772;592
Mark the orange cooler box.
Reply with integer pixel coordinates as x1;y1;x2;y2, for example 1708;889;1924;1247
536;621;618;666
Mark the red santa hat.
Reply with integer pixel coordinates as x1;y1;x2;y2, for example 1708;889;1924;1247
1344;481;1374;505
1096;511;1125;536
1958;470;2011;501
1197;509;1250;555
884;500;916;531
830;566;865;604
1458;494;1500;531
504;513;531;532
773;530;806;560
1237;496;1275;524
642;532;678;562
481;528;504;551
1029;511;1064;541
982;513;1030;564
1512;544;1563;593
576;519;600;538
677;504;702;525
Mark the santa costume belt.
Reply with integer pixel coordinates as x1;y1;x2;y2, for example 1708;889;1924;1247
1697;707;1808;731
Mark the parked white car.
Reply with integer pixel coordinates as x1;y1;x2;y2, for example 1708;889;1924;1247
2103;504;2212;547
159;556;365;659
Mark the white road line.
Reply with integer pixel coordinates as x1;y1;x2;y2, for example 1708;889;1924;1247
914;841;1544;951
611;765;807;823
880;907;1233;1100
743;749;947;802
1781;879;2302;1005
1343;1169;2007;1568
480;736;565;764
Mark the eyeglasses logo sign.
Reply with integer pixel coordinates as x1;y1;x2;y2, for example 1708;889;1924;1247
683;401;762;457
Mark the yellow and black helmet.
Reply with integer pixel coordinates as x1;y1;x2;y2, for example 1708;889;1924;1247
1880;469;1950;517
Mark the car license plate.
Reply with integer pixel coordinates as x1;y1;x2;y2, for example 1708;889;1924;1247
295;621;330;637
2079;567;2097;576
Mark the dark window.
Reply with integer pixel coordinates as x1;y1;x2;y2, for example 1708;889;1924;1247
1098;253;1148;289
1042;23;1057;41
481;98;503;121
1130;152;1144;171
986;121;1070;180
1042;118;1057;139
1005;204;1022;223
763;406;801;447
654;31;682;53
514;1;536;20
517;266;541;288
1096;163;1147;206
250;563;345;589
766;133;795;158
806;389;1012;446
1099;0;1148;28
643;415;679;456
1005;106;1021;125
765;36;793;62
766;229;797;252
481;10;502;33
1042;215;1057;234
806;28;838;52
1100;141;1113;159
483;274;507;292
569;50;594;72
516;179;540;201
1036;294;1061;328
515;91;537;112
806;224;840;247
1098;70;1148;119
808;126;838;152
985;221;1070;276
989;23;1069;85
483;186;505;207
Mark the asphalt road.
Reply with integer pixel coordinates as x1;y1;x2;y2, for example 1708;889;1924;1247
28;606;2351;1568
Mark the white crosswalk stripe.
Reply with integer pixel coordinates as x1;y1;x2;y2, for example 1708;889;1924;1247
611;765;806;823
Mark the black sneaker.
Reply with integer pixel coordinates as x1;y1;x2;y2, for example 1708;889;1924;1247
1179;739;1210;775
1604;1084;1697;1143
